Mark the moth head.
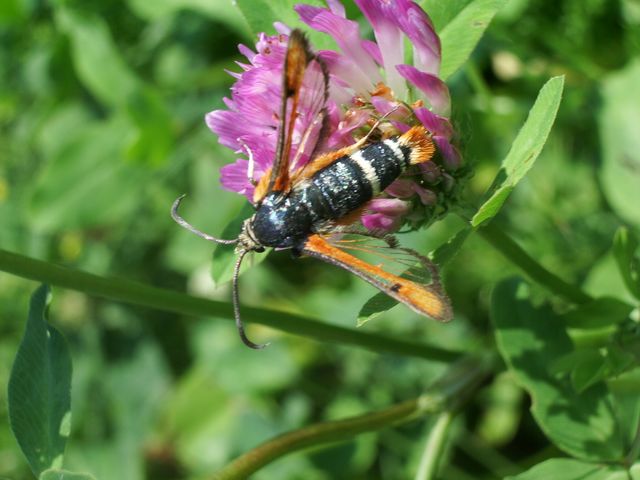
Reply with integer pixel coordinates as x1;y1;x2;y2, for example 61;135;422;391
237;216;265;253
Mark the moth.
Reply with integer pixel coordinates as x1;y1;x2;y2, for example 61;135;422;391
172;29;452;349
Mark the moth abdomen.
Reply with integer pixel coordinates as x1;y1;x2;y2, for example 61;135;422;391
250;126;435;248
302;125;435;220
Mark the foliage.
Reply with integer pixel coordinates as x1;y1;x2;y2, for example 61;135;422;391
1;0;639;479
8;285;72;476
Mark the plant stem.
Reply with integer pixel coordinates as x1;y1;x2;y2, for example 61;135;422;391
414;411;454;480
214;398;422;480
625;420;640;467
0;248;461;362
213;356;492;480
464;63;493;112
477;223;592;304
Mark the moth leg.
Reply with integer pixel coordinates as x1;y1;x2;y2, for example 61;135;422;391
352;104;403;149
332;225;400;248
331;226;444;290
241;141;258;187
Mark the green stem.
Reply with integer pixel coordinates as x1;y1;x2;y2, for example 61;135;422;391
414;411;454;480
477;223;592;304
214;398;422;480
0;249;461;362
464;63;493;111
213;356;492;480
625;420;640;467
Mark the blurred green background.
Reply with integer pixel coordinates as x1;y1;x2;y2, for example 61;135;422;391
1;0;639;478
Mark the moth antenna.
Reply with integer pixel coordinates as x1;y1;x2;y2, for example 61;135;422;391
233;249;269;350
171;194;239;245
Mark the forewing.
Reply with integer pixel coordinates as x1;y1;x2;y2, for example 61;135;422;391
289;54;329;173
301;234;453;322
265;29;328;196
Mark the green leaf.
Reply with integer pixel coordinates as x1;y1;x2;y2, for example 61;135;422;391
56;7;138;108
506;458;626;480
472;76;565;227
550;342;635;394
161;365;235;470
234;0;283;36
124;87;174;165
609;368;640;453
599;60;640;230
234;0;335;49
28;118;147;231
55;6;173;165
8;285;72;476
191;322;299;393
211;203;269;285
549;348;599;377
612;227;640;299
59;339;170;480
40;469;97;480
419;0;473;32
584;252;638;305
570;349;608;394
356;292;398;327
431;227;472;265
605;345;635;376
492;278;625;461
126;0;250;36
439;0;508;80
0;0;28;23
561;297;634;329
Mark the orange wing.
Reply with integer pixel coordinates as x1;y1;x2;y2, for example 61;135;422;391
301;234;453;322
261;29;329;199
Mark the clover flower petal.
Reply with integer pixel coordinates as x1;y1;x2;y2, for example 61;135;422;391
396;64;450;116
395;0;441;74
207;1;466;231
362;198;411;231
295;4;381;83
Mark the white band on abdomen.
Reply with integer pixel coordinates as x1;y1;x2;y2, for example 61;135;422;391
383;138;406;167
349;150;381;196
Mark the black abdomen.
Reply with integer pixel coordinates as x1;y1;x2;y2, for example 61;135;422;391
251;136;411;248
300;138;411;220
